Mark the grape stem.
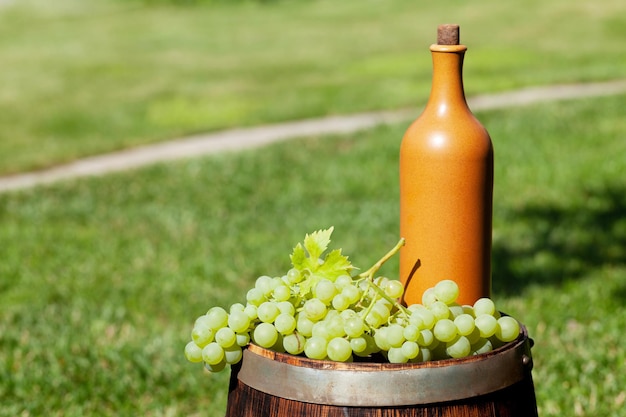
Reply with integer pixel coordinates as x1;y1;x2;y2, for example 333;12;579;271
357;238;410;318
357;238;405;280
367;278;411;318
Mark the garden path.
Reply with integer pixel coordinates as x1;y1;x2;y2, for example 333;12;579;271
1;80;626;193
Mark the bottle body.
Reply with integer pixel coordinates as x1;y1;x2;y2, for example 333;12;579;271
399;44;493;306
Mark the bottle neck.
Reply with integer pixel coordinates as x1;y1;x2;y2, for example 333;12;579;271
425;44;469;117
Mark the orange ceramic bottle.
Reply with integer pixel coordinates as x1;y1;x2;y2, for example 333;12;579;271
399;24;493;306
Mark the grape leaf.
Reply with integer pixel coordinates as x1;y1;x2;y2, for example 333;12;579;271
317;249;353;281
290;243;308;271
290;227;354;298
290;227;333;273
303;227;333;261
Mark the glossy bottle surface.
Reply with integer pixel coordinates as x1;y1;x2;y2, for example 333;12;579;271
399;32;493;306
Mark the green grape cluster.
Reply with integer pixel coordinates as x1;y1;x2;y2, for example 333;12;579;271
184;228;521;372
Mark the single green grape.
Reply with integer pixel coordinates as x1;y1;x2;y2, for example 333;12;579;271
229;303;245;313
283;332;307;355
296;313;315;337
194;314;212;327
243;304;258;320
215;327;237;348
429;301;451;321
473;298;496;317
191;318;215;348
344;317;365;338
417;329;434;347
277;301;295;316
257;301;280;323
434;280;459;305
334;275;353;289
386;323;406;348
202;342;225;366
315;279;338;305
246;288;265;307
184;341;203;363
228;310;251;334
253;322;279;348
342;284;361;305
446;335;471;358
236;332;250;347
255;275;274;296
374;327;391;351
495;316;520;342
417;347;432;362
286;268;302;284
475;314;498;338
402;341;420;360
403;324;419;342
350;337;368;354
272;284;291;302
387;347;409;363
421;287;438;306
274;313;297;335
327;337;352;362
304;336;328;360
223;345;243;365
433;319;457;343
206;307;229;330
454;313;476;336
332;294;350;311
304;298;327;322
340;308;357;320
385;280;405;299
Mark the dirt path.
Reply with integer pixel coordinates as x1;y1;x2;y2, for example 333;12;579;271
2;80;626;193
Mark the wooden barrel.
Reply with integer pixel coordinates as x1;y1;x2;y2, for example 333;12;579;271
225;327;537;417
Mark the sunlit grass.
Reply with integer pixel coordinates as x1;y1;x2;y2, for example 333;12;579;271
1;0;625;173
1;94;625;416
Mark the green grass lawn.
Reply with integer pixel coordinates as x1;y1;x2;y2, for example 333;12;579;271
1;94;625;416
1;0;626;174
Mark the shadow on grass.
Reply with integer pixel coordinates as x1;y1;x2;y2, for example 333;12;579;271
492;183;626;296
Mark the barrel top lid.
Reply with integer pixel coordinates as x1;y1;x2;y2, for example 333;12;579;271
437;24;460;45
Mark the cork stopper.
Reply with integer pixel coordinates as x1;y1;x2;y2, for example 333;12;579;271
437;24;460;45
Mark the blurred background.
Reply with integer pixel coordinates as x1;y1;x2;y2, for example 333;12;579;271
1;0;625;416
2;0;625;175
